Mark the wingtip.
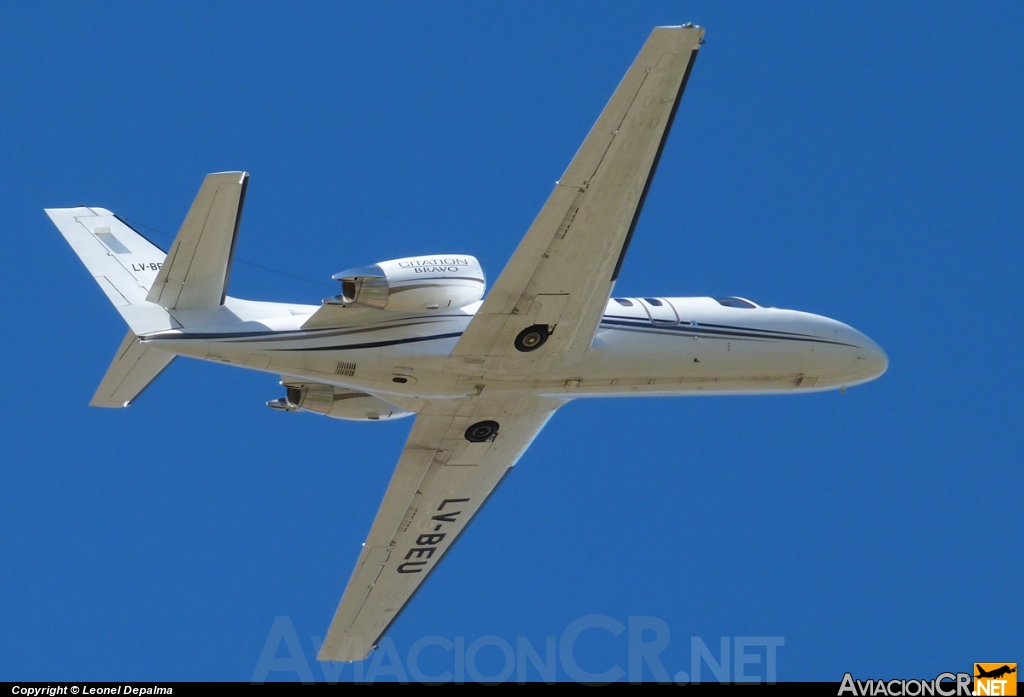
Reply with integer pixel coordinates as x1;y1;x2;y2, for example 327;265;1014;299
653;24;706;42
204;170;250;184
44;205;91;214
317;644;373;663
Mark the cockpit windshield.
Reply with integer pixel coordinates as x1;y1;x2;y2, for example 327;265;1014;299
715;296;758;309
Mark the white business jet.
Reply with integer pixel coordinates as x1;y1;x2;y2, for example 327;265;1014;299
47;25;886;661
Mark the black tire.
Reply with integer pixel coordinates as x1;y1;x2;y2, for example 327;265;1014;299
465;420;500;442
514;324;549;352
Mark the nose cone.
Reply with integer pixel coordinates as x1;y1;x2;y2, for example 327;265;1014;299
829;320;887;387
811;315;888;389
853;332;888;383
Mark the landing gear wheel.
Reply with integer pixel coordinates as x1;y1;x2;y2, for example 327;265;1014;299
514;324;549;352
465;420;500;443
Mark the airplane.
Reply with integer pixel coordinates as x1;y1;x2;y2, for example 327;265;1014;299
976;665;1017;680
46;25;887;662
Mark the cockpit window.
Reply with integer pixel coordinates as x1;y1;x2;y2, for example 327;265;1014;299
644;298;663;306
716;296;757;309
614;298;633;307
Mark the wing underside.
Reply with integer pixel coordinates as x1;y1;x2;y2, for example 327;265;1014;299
319;25;705;662
450;25;704;375
318;394;562;662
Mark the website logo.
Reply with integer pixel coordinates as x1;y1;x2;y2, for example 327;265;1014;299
974;664;1017;696
839;672;971;695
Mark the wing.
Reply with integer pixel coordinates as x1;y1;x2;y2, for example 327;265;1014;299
318;394;563;662
450;25;704;375
146;171;248;309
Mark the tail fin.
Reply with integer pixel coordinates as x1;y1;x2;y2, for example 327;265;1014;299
91;331;175;408
46;206;179;335
48;171;248;406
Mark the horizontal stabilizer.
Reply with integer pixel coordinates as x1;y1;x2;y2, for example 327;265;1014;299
91;331;175;408
147;171;249;310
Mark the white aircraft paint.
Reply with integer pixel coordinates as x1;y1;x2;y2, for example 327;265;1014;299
46;24;887;661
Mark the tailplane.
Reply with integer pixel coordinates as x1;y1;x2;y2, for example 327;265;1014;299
48;170;250;407
147;171;248;309
91;331;175;408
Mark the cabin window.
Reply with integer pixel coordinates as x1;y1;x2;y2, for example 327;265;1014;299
614;298;633;307
716;297;757;309
644;298;663;306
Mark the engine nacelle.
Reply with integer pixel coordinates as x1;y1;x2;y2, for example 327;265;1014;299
268;384;413;421
328;255;484;312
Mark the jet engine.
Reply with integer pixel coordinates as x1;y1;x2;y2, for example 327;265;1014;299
328;255;484;312
267;383;413;421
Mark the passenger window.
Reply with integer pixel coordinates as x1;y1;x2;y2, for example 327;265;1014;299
614;298;633;307
644;298;663;306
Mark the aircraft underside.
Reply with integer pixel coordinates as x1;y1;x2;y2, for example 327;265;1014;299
47;24;887;661
142;295;886;407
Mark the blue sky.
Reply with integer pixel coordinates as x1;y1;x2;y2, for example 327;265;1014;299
1;2;1021;682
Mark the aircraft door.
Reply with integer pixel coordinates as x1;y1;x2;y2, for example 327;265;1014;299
639;298;679;324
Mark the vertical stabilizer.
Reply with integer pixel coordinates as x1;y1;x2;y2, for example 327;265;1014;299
46;207;179;335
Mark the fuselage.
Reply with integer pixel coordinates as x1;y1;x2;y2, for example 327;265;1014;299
142;294;887;403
